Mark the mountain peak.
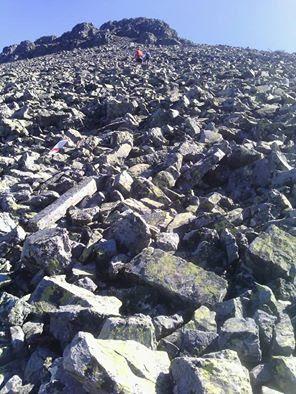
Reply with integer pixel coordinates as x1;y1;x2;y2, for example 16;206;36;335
0;17;186;64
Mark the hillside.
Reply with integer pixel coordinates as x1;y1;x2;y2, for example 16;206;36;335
0;18;295;393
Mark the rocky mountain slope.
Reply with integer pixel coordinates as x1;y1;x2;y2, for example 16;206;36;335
0;18;188;64
0;17;296;393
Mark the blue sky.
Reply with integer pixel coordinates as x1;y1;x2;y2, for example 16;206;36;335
1;0;296;52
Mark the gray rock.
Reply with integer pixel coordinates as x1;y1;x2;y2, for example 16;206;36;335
0;213;16;234
0;375;33;394
108;210;151;256
153;314;184;340
218;317;262;365
171;350;252;394
24;347;56;385
272;313;295;356
128;247;227;308
154;232;179;251
29;177;97;231
22;227;72;275
271;356;296;394
245;225;296;281
0;292;32;327
99;314;157;349
29;275;122;314
63;332;171;393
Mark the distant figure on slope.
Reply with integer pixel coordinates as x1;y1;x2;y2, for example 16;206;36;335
134;47;144;64
143;51;151;64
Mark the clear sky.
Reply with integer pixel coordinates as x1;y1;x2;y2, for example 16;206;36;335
1;0;296;52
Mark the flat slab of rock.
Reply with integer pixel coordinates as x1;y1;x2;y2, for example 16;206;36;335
29;177;97;231
127;248;227;307
63;332;171;393
29;275;122;315
245;225;296;281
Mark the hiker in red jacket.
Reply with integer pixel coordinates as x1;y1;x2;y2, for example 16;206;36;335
134;48;144;64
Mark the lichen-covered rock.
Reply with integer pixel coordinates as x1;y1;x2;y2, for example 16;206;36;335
63;332;171;393
0;292;32;327
245;225;296;281
22;227;72;275
29;275;122;315
171;350;252;393
159;306;218;358
271;356;296;394
218;317;262;365
128;248;227;308
98;313;157;349
108;210;151;256
271;313;295;356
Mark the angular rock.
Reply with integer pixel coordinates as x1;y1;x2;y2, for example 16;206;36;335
245;225;296;281
29;275;122;314
22;227;72;275
218;317;262;365
271;356;296;394
99;314;157;349
128;248;227;307
63;332;171;393
29;177;97;231
108;210;151;256
171;350;252;394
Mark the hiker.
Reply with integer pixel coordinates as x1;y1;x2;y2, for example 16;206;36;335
143;51;151;64
134;47;144;64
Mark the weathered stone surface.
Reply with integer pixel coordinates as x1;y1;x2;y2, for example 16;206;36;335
99;313;157;349
128;248;227;307
29;177;97;231
63;332;171;393
108;210;151;256
22;227;72;275
271;356;296;394
0;293;32;327
29;275;122;314
171;350;252;394
245;225;296;281
271;313;295;356
218;317;262;365
1;15;296;394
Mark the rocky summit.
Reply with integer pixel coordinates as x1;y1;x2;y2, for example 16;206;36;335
0;16;295;393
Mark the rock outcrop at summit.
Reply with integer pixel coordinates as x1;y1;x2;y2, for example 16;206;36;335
0;17;295;394
0;17;185;63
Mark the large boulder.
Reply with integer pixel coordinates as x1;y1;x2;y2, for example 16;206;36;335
245;225;296;281
171;350;252;393
127;248;227;308
22;227;72;275
108;211;151;256
29;275;122;315
63;332;171;393
218;317;262;365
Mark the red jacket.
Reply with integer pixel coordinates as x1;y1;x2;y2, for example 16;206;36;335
135;49;143;59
